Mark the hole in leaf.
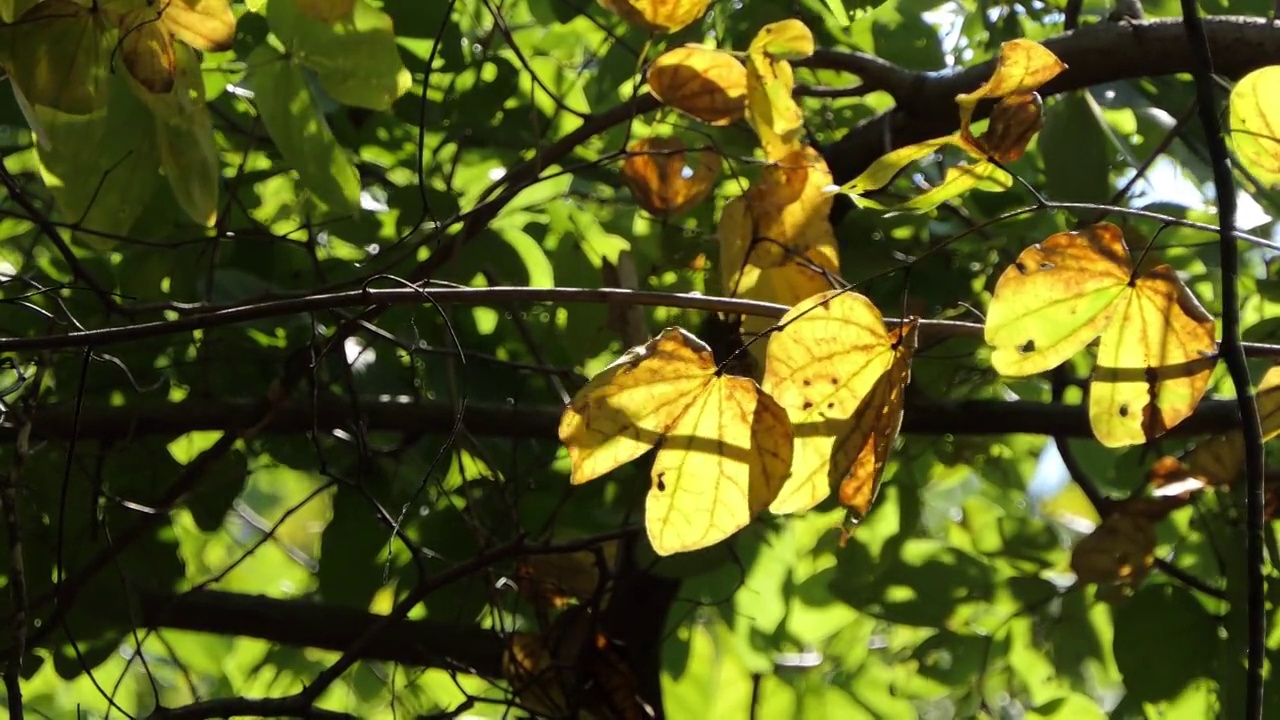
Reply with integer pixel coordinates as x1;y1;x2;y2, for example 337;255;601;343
656;473;666;492
1014;261;1028;274
1039;261;1055;270
1018;339;1036;354
1119;404;1129;417
802;401;813;410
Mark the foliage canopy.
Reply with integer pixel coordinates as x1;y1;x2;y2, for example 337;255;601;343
2;1;1280;719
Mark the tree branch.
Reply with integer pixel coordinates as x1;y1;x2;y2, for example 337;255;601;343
0;395;1254;442
820;16;1280;186
135;589;505;679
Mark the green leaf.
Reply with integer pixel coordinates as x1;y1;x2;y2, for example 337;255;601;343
136;43;220;227
33;73;162;246
895;160;1012;212
1;0;112;114
266;0;413;111
317;481;388;608
1113;583;1220;702
841;134;962;196
1040;92;1112;204
243;45;362;217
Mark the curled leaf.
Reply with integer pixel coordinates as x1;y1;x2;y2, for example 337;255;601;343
967;92;1044;162
159;0;237;52
744;146;836;268
748;18;814;61
621;137;719;218
1229;65;1280;187
120;7;176;94
955;38;1066;138
762;290;916;519
597;0;712;33
745;52;804;161
647;45;748;126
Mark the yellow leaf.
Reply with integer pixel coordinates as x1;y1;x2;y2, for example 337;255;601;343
966;92;1044;162
646;366;792;555
559;328;793;556
597;0;712;33
985;223;1217;447
119;7;176;94
840;135;962;196
762;291;914;516
895;160;1012;213
647;45;747;126
159;0;236;52
745;146;836;268
745;52;804;161
621;136;719;218
1180;365;1280;485
720;194;840;352
1070;512;1156;591
748;18;814;61
836;322;916;541
296;0;355;23
2;0;112;115
559;328;718;485
955;38;1066;138
1229;65;1280;187
1089;264;1216;447
985;223;1135;377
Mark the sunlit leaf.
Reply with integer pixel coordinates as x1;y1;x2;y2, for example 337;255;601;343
894;160;1012;212
159;0;237;52
955;38;1066;138
720;187;841;353
762;290;915;518
748;18;814;61
745;145;837;267
1089;264;1216;448
621;136;719;218
839;135;961;197
647;45;747;126
985;224;1131;377
1229;65;1280;187
243;45;361;216
267;0;412;111
985;223;1217;447
2;0;113;115
558;328;724;484
745;52;803;161
597;0;713;33
559;328;792;555
119;7;176;94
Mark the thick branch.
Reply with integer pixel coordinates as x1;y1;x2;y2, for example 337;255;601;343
2;395;1248;442
820;16;1280;185
136;589;505;678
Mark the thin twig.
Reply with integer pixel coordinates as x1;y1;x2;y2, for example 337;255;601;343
1179;2;1267;717
0;286;979;352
